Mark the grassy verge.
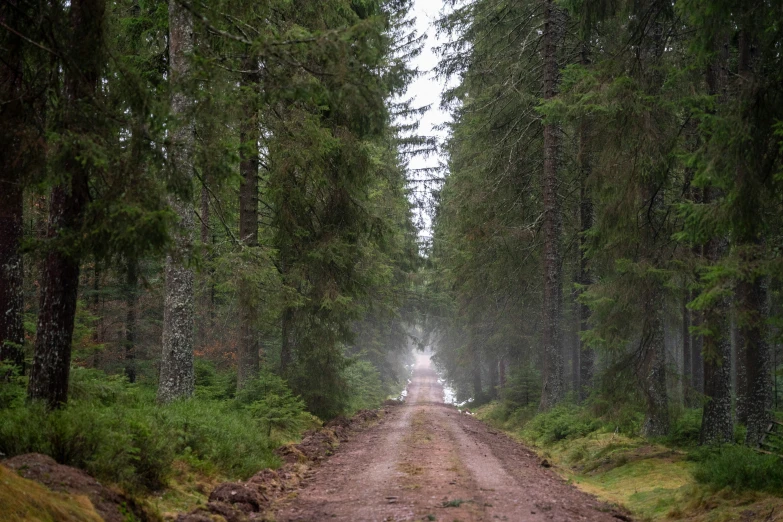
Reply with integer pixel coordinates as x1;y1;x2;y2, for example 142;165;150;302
0;465;103;522
0;362;319;517
475;402;783;522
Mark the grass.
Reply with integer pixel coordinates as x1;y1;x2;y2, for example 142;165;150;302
476;401;783;522
0;464;103;522
0;361;323;519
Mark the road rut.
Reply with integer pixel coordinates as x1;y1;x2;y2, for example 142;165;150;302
276;357;627;522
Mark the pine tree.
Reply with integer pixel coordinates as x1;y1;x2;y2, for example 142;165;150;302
158;0;196;403
28;0;107;408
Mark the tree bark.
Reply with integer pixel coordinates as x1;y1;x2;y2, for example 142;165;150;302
0;158;25;373
280;306;294;372
698;40;734;444
734;29;772;447
682;289;691;398
699;234;733;444
577;42;594;401
539;0;564;410
158;0;196;403
198;181;211;344
471;341;483;402
237;57;261;390
125;258;138;383
27;0;104;408
0;3;27;374
641;288;669;436
487;353;498;399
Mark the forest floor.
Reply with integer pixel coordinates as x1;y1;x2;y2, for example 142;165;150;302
273;358;628;522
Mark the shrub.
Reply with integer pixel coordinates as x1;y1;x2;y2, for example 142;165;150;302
666;408;702;447
161;399;279;478
0;362;25;409
0;362;288;491
523;404;601;445
343;360;386;413
691;444;783;493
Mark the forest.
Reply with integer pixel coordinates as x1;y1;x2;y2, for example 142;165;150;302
1;0;783;520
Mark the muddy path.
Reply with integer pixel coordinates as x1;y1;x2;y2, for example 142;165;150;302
275;357;628;522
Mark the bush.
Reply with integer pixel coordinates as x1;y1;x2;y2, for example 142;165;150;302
588;396;643;436
0;362;26;409
523;404;601;445
667;408;702;447
691;444;783;493
343;360;386;414
0;362;290;491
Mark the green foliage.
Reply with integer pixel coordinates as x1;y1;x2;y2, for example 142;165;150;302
0;362;25;408
0;363;286;492
691;445;783;494
236;370;316;437
343;359;387;413
666;408;702;447
522;404;602;445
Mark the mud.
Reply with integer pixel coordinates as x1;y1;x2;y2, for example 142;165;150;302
274;358;631;522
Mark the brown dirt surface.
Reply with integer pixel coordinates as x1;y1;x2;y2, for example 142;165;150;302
273;356;632;522
3;453;157;522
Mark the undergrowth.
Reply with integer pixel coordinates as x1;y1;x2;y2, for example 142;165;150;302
0;362;316;493
476;400;783;521
690;445;783;494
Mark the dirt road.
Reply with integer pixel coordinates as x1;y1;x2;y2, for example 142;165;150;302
276;357;627;522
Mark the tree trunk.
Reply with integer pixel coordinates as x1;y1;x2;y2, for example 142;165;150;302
125;258;138;383
734;30;772;447
158;0;196;404
0;5;27;374
237;58;260;390
682;288;691;398
0;162;25;373
199;181;211;345
539;0;564;411
471;342;483;402
280;307;294;372
487;353;498;399
641;288;669;436
498;356;506;393
27;0;104;408
699;189;733;444
577;60;594;402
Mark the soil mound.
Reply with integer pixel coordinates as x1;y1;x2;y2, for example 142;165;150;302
3;453;155;522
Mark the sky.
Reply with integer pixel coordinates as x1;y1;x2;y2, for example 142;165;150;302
404;0;453;245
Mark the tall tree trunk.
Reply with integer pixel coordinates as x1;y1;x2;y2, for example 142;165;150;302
125;258;138;383
27;0;104;408
0;159;25;373
498;356;506;393
539;0;564;410
699;233;733;444
280;307;294;372
158;0;196;404
735;30;772;447
471;341;483;402
237;58;260;390
198;181;211;345
682;288;691;399
0;4;27;374
487;353;498;399
577;42;594;401
641;288;669;436
699;40;734;444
